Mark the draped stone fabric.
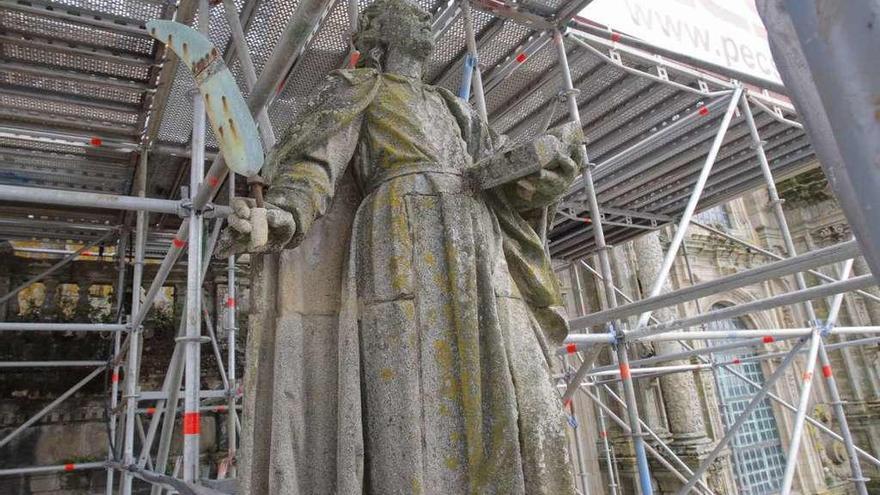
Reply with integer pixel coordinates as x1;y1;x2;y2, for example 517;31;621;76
239;68;577;495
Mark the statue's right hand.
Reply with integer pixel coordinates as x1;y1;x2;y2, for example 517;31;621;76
215;198;296;258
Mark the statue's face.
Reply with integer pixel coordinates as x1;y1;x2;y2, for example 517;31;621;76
357;0;435;63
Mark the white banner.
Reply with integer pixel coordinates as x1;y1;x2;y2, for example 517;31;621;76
581;0;781;84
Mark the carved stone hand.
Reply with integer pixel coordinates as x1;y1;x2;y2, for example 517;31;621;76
215;197;296;258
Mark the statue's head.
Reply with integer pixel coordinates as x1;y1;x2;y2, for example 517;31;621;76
354;0;434;69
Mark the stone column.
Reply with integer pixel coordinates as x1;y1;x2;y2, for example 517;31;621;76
632;232;736;494
6;276;20;319
604;243;668;494
0;242;12;319
77;283;92;321
42;278;59;320
853;257;880;326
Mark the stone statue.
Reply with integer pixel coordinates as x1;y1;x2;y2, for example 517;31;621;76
217;1;583;492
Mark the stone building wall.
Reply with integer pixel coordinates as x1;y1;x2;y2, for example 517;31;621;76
0;247;244;494
558;166;880;494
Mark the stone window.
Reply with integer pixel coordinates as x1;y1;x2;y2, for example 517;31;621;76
694;205;733;229
710;306;787;494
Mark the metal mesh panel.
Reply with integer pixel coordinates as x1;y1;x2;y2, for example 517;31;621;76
490;48;602;135
49;0;164;21
157;69;199;143
579;77;656;134
498;57;630;140
426;11;470;83
520;0;569;11
242;0;302;77
0;136;91;155
614;117;759;210
0;167;127;192
0;71;143;105
644;125;808;214
268;0;351;139
596;99;712;178
587;86;699;160
486;42;559;142
679;137;813;215
0;150;129;180
0;170;125;191
471;22;533;78
0;93;138;126
0;43;150;81
0;9;154;55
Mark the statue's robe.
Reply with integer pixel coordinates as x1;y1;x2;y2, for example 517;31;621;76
240;68;577;495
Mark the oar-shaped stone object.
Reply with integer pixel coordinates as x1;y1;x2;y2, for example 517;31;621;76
147;20;269;249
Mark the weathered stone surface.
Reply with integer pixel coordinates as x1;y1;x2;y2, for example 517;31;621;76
232;1;581;493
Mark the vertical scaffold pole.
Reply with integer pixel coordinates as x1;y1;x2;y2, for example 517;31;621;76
183;0;209;482
780;327;823;495
596;394;619;495
740;95;868;495
814;259;868;491
226;173;238;475
553;29;652;495
106;234;127;495
461;0;488;123
121;149;148;495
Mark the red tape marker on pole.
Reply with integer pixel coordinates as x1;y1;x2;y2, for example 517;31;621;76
183;411;201;435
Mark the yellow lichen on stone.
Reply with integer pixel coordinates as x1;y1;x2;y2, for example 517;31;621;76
403;303;415;320
433;339;461;402
450;431;461;444
379;367;395;381
424;252;436;266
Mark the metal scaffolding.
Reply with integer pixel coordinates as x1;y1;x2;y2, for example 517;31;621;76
0;0;877;494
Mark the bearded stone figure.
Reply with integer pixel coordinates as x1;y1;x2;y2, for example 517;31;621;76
217;0;583;492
